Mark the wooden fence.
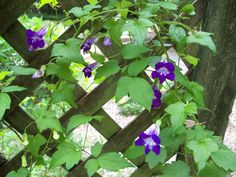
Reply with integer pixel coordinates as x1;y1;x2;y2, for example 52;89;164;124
0;0;191;176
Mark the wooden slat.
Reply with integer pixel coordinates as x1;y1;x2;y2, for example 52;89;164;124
0;156;7;167
0;0;36;35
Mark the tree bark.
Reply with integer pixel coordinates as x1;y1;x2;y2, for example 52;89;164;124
191;0;236;137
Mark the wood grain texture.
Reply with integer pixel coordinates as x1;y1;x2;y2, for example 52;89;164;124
0;0;36;34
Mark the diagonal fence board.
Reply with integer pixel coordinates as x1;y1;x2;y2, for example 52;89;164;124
0;0;36;35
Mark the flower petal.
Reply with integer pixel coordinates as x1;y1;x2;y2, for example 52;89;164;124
155;62;165;70
139;132;149;139
151;134;161;144
167;73;175;81
151;71;159;79
159;75;166;84
135;138;145;146
165;62;175;72
145;146;151;155
152;145;161;155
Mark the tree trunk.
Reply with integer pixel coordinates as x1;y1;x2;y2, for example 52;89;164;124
191;0;236;137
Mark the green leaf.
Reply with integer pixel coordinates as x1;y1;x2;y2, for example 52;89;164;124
158;2;178;10
2;86;26;93
156;161;190;177
190;82;205;108
184;102;197;114
105;19;125;46
97;152;134;171
184;55;199;66
66;114;93;133
85;159;99;177
51;38;84;64
6;168;30;177
199;162;227;177
128;58;149;76
116;76;153;110
187;138;219;170
0;93;11;120
27;134;46;157
165;102;186;130
52;83;76;107
87;0;98;5
0;71;10;80
169;25;186;51
123;18;153;45
145;148;167;169
159;127;185;152
187;32;216;53
91;53;105;63
51;141;81;170
38;0;58;8
121;43;150;59
211;149;236;171
46;62;75;82
124;144;145;159
95;60;120;80
36;116;63;133
91;142;103;157
69;7;85;17
11;66;37;76
181;4;195;15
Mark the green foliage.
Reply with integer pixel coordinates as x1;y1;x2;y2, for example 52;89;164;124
187;138;219;170
116;76;153;110
145;148;167;169
121;43;150;59
1;86;26;93
97;152;134;171
211;149;236;171
0;92;11;120
6;168;29;177
38;0;58;8
91;142;103;157
127;58;149;76
95;60;120;79
199;162;227;177
85;159;99;177
11;66;37;76
52;83;77;107
156;161;190;177
187;32;216;53
124;144;145;159
27;134;46;157
36;114;63;133
66;114;103;133
50;141;81;169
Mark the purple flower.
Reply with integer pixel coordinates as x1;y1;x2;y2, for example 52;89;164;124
152;87;162;109
26;26;47;51
81;38;96;53
135;129;161;155
103;37;112;46
151;61;175;84
82;62;97;78
32;70;44;79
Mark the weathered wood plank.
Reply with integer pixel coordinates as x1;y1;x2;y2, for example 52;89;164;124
0;0;36;35
0;156;7;167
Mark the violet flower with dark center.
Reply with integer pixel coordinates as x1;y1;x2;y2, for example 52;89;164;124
103;37;112;46
152;87;162;109
26;26;47;51
82;63;97;78
135;129;161;155
151;61;175;84
81;38;96;53
32;70;44;79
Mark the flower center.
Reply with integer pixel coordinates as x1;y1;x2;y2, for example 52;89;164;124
31;34;40;42
157;67;170;75
144;137;156;148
